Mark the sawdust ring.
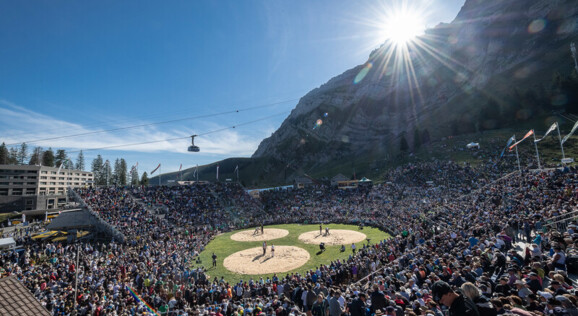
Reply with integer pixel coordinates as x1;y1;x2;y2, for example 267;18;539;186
298;229;367;245
230;228;289;241
223;246;310;274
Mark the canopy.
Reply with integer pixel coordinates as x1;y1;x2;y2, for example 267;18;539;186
31;231;61;240
0;237;16;249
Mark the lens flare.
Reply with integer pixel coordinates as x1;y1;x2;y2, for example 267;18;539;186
528;19;546;34
313;119;323;129
354;63;373;84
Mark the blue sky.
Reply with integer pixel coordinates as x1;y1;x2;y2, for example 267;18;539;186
0;0;465;175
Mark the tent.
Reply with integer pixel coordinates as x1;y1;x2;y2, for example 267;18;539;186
0;237;16;249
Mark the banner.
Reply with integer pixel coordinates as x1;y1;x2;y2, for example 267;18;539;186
151;163;161;174
535;122;558;143
562;120;578;144
216;165;220;180
500;135;516;159
509;130;534;151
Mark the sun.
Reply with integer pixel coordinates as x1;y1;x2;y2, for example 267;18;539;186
381;7;425;46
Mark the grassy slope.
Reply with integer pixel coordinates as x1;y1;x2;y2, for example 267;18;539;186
194;223;390;284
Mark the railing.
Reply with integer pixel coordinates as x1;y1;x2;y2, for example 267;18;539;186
544;209;578;232
67;187;125;243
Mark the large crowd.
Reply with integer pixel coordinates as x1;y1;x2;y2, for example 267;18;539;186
2;158;578;315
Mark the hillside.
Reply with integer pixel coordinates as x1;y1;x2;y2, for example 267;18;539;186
252;0;578;174
156;0;578;187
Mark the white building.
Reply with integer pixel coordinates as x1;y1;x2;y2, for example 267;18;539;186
0;164;93;212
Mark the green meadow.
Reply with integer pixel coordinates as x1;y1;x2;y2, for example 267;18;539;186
193;223;390;283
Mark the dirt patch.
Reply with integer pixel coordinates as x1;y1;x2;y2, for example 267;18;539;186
298;229;367;245
223;246;310;274
230;228;289;242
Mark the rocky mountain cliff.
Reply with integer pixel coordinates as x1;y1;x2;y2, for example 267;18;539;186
253;0;578;172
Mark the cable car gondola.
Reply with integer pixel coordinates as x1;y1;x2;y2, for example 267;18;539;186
188;135;200;152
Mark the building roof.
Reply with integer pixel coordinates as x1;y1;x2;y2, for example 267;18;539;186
0;276;51;316
46;209;100;231
0;237;16;249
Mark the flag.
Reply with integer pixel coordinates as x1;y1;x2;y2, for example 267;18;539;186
562;120;578;144
178;164;182;171
535;122;558;143
500;135;516;158
193;164;198;179
509;130;534;151
57;159;69;174
151;163;161;175
178;164;182;180
216;165;219;180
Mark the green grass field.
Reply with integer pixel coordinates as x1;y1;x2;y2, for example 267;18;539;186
194;223;390;283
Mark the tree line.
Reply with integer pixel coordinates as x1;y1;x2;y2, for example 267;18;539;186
0;142;148;186
0;142;85;170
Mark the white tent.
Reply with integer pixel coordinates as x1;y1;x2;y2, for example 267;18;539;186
0;237;16;249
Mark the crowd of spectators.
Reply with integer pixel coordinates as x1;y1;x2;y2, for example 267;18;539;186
2;160;578;315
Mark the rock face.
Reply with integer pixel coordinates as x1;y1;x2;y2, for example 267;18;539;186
253;0;578;171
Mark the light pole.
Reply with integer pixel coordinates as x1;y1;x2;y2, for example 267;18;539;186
570;42;578;73
73;240;80;315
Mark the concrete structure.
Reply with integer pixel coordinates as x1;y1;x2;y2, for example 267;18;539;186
0;164;93;212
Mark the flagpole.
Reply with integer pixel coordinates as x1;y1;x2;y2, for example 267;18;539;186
514;137;522;174
159;165;161;186
532;131;542;170
557;123;566;160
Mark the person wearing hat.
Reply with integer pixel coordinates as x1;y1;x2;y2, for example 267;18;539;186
348;293;366;316
557;295;578;316
513;280;531;299
527;272;543;293
431;281;479;316
311;293;329;316
548;280;569;296
494;276;511;296
384;306;396;316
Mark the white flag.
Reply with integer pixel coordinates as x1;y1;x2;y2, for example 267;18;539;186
535;122;558;143
216;165;219;180
562;120;578;144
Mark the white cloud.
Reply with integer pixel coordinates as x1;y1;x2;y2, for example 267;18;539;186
0;99;264;157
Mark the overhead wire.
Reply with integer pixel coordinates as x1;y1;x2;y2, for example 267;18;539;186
5;98;299;146
66;111;289;154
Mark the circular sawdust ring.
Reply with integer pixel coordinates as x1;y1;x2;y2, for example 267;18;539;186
298;229;367;245
223;246;310;274
230;228;289;241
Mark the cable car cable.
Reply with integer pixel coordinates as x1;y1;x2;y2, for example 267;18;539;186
67;111;288;153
